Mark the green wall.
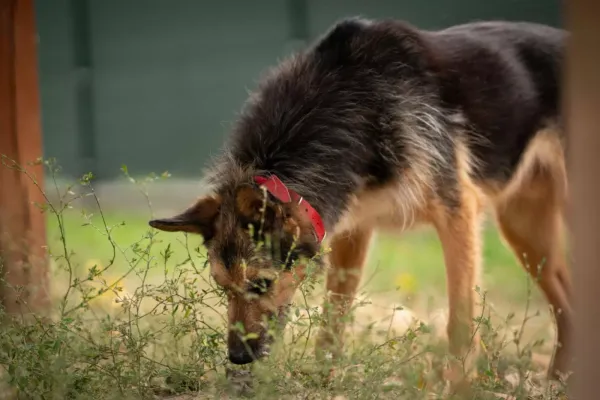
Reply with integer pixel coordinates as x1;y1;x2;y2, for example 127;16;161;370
35;0;561;180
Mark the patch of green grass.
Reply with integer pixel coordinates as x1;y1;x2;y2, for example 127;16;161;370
46;209;203;275
368;223;544;307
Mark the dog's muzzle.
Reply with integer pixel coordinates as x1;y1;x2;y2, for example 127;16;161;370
228;335;272;365
227;307;289;365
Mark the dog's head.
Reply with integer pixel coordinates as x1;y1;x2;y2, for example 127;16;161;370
149;180;323;364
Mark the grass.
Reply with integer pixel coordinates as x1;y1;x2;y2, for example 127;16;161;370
45;206;546;323
0;159;567;399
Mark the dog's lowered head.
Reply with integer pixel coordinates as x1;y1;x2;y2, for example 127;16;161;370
149;176;325;364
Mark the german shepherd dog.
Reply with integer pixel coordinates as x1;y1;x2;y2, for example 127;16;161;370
150;18;572;384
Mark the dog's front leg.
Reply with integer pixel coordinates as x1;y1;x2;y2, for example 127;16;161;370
431;192;483;389
315;228;373;362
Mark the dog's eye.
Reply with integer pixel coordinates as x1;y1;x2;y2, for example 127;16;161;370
247;278;272;295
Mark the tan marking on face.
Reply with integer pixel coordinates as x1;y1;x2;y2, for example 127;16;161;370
230;264;258;285
210;261;232;288
283;216;300;237
273;265;307;307
235;186;264;220
211;256;280;292
228;292;264;333
254;268;279;281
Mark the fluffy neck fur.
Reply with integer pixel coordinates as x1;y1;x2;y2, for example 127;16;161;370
204;18;455;230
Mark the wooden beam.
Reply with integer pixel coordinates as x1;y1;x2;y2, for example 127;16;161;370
0;0;49;314
565;0;600;397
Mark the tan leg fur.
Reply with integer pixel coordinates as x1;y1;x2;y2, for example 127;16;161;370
430;194;484;386
315;228;374;361
313;129;572;387
493;165;572;379
428;141;486;388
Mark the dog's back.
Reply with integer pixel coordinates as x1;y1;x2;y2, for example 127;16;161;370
215;18;567;226
425;21;567;183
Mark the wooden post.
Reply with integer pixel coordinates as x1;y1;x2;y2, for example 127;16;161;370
565;0;600;398
0;0;49;314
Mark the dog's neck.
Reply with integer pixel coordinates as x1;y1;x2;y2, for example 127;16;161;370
207;157;363;233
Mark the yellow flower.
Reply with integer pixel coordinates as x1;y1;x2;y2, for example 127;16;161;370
395;273;417;294
83;260;128;310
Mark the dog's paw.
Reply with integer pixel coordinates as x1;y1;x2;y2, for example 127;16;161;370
315;329;342;361
225;368;254;396
441;359;477;396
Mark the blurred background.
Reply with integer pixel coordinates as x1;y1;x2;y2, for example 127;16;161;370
35;0;562;354
37;0;561;210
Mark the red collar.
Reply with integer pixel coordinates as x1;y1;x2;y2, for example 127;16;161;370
254;175;326;243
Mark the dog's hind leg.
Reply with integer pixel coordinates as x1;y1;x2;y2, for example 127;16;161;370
494;159;573;381
315;227;374;362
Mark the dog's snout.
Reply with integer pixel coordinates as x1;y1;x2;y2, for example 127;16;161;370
227;331;264;365
228;348;256;365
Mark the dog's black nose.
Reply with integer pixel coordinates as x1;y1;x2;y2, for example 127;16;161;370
228;349;255;365
228;330;268;364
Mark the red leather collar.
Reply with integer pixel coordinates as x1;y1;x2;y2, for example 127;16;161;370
254;175;326;243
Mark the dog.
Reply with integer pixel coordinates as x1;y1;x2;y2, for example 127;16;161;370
149;17;572;384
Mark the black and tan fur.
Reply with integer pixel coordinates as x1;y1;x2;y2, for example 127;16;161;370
150;18;572;384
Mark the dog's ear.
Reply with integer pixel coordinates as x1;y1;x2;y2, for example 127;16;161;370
149;196;221;241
